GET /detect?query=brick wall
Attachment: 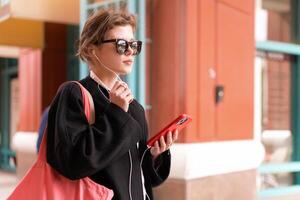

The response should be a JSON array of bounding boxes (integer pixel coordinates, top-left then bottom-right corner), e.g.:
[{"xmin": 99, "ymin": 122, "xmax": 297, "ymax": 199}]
[
  {"xmin": 262, "ymin": 10, "xmax": 291, "ymax": 130},
  {"xmin": 263, "ymin": 58, "xmax": 291, "ymax": 130}
]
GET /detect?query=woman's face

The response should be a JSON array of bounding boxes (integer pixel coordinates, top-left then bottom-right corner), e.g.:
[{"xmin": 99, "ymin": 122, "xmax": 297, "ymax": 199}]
[{"xmin": 93, "ymin": 25, "xmax": 136, "ymax": 75}]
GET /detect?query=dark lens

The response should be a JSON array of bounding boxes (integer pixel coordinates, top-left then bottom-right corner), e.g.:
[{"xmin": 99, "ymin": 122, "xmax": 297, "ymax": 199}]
[
  {"xmin": 132, "ymin": 41, "xmax": 142, "ymax": 55},
  {"xmin": 130, "ymin": 41, "xmax": 138, "ymax": 50},
  {"xmin": 116, "ymin": 39, "xmax": 127, "ymax": 54}
]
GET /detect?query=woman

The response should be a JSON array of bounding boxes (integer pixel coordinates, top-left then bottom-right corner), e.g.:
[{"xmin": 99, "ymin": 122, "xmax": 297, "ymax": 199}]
[{"xmin": 46, "ymin": 9, "xmax": 178, "ymax": 200}]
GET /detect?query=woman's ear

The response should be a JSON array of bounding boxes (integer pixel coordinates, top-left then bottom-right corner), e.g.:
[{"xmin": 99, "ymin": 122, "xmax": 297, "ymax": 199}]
[
  {"xmin": 85, "ymin": 45, "xmax": 97, "ymax": 66},
  {"xmin": 87, "ymin": 45, "xmax": 96, "ymax": 56}
]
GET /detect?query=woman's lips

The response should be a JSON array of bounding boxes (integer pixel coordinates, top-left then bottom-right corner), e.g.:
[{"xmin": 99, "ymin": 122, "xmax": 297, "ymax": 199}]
[{"xmin": 123, "ymin": 60, "xmax": 133, "ymax": 65}]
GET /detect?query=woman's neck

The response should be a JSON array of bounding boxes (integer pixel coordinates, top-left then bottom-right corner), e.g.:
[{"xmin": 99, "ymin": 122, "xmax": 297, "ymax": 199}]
[{"xmin": 90, "ymin": 69, "xmax": 118, "ymax": 91}]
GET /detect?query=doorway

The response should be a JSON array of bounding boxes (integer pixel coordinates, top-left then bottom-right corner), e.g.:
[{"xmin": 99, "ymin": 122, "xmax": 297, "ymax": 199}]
[{"xmin": 0, "ymin": 58, "xmax": 18, "ymax": 171}]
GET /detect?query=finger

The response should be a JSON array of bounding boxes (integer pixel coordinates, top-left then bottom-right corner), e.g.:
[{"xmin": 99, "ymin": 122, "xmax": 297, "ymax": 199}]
[
  {"xmin": 116, "ymin": 82, "xmax": 127, "ymax": 91},
  {"xmin": 111, "ymin": 80, "xmax": 121, "ymax": 92},
  {"xmin": 150, "ymin": 141, "xmax": 159, "ymax": 156},
  {"xmin": 120, "ymin": 88, "xmax": 131, "ymax": 98},
  {"xmin": 128, "ymin": 97, "xmax": 134, "ymax": 103},
  {"xmin": 172, "ymin": 129, "xmax": 179, "ymax": 141},
  {"xmin": 166, "ymin": 131, "xmax": 172, "ymax": 146},
  {"xmin": 125, "ymin": 93, "xmax": 134, "ymax": 103},
  {"xmin": 113, "ymin": 85, "xmax": 126, "ymax": 96},
  {"xmin": 159, "ymin": 136, "xmax": 167, "ymax": 151},
  {"xmin": 116, "ymin": 82, "xmax": 130, "ymax": 93},
  {"xmin": 119, "ymin": 81, "xmax": 128, "ymax": 88}
]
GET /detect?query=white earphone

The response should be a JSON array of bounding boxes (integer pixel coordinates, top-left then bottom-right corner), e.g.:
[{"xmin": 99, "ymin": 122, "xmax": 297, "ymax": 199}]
[
  {"xmin": 92, "ymin": 50, "xmax": 133, "ymax": 102},
  {"xmin": 92, "ymin": 50, "xmax": 121, "ymax": 81}
]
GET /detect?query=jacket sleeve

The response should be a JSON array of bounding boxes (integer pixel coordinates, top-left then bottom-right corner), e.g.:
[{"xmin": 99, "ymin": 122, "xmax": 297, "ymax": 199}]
[
  {"xmin": 143, "ymin": 149, "xmax": 171, "ymax": 187},
  {"xmin": 46, "ymin": 82, "xmax": 143, "ymax": 180},
  {"xmin": 138, "ymin": 105, "xmax": 171, "ymax": 187}
]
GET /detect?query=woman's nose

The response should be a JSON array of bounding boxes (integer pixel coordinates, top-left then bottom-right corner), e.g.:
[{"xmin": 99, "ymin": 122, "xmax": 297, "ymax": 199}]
[{"xmin": 125, "ymin": 46, "xmax": 134, "ymax": 56}]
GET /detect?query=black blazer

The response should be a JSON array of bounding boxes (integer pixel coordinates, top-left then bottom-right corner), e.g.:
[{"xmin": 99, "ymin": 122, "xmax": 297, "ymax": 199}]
[{"xmin": 46, "ymin": 76, "xmax": 171, "ymax": 200}]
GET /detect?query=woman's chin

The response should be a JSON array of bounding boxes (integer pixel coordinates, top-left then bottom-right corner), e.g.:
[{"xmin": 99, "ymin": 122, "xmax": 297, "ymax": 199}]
[{"xmin": 118, "ymin": 67, "xmax": 132, "ymax": 75}]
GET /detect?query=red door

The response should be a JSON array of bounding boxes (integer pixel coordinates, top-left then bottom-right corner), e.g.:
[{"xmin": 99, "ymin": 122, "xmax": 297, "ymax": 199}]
[{"xmin": 216, "ymin": 1, "xmax": 254, "ymax": 140}]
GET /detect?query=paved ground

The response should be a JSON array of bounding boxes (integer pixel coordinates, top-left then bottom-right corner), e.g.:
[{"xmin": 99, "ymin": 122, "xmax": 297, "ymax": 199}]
[
  {"xmin": 0, "ymin": 171, "xmax": 18, "ymax": 200},
  {"xmin": 1, "ymin": 170, "xmax": 300, "ymax": 200}
]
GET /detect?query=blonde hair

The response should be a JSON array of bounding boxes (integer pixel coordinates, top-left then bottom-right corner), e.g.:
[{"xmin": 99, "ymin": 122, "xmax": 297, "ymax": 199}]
[{"xmin": 77, "ymin": 9, "xmax": 137, "ymax": 62}]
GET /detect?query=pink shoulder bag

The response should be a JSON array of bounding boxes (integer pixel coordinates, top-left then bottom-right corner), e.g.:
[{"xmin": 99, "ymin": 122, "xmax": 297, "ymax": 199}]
[{"xmin": 8, "ymin": 81, "xmax": 114, "ymax": 200}]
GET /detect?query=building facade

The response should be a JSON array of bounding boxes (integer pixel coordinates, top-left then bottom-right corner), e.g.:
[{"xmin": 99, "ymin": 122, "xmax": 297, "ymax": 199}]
[{"xmin": 1, "ymin": 0, "xmax": 286, "ymax": 199}]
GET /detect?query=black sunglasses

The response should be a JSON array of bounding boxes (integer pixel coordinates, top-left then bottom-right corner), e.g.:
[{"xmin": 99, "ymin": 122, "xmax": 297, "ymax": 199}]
[{"xmin": 101, "ymin": 39, "xmax": 142, "ymax": 55}]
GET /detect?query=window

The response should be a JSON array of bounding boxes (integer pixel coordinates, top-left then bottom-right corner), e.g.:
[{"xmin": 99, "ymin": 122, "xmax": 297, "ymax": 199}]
[{"xmin": 256, "ymin": 0, "xmax": 300, "ymax": 197}]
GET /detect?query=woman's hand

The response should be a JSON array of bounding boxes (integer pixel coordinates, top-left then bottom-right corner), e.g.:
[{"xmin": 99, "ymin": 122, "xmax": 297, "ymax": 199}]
[
  {"xmin": 150, "ymin": 129, "xmax": 178, "ymax": 160},
  {"xmin": 109, "ymin": 80, "xmax": 133, "ymax": 112}
]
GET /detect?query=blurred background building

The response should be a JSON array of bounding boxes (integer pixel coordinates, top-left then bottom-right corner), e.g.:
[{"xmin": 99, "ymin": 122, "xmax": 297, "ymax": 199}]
[{"xmin": 0, "ymin": 0, "xmax": 300, "ymax": 199}]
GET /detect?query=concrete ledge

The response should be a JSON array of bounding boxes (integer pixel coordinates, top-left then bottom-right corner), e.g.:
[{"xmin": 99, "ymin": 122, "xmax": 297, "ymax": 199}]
[
  {"xmin": 12, "ymin": 132, "xmax": 38, "ymax": 179},
  {"xmin": 154, "ymin": 169, "xmax": 257, "ymax": 200},
  {"xmin": 12, "ymin": 131, "xmax": 38, "ymax": 153},
  {"xmin": 169, "ymin": 140, "xmax": 265, "ymax": 179}
]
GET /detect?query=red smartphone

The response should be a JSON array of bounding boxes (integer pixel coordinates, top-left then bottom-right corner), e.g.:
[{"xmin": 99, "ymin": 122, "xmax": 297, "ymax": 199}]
[{"xmin": 147, "ymin": 114, "xmax": 192, "ymax": 147}]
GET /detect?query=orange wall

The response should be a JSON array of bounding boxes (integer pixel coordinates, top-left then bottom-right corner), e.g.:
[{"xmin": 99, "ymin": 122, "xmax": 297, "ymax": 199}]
[
  {"xmin": 149, "ymin": 0, "xmax": 254, "ymax": 142},
  {"xmin": 149, "ymin": 0, "xmax": 182, "ymax": 139},
  {"xmin": 0, "ymin": 18, "xmax": 44, "ymax": 48},
  {"xmin": 197, "ymin": 0, "xmax": 217, "ymax": 140},
  {"xmin": 216, "ymin": 1, "xmax": 254, "ymax": 140},
  {"xmin": 11, "ymin": 0, "xmax": 79, "ymax": 24},
  {"xmin": 18, "ymin": 49, "xmax": 42, "ymax": 131}
]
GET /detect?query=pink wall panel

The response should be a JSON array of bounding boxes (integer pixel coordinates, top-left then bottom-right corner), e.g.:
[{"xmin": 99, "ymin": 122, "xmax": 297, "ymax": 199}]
[{"xmin": 18, "ymin": 48, "xmax": 42, "ymax": 131}]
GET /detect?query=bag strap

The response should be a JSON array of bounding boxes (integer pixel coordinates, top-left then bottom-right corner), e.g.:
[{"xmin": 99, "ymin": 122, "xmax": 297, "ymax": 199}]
[
  {"xmin": 72, "ymin": 81, "xmax": 95, "ymax": 124},
  {"xmin": 38, "ymin": 81, "xmax": 95, "ymax": 161}
]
